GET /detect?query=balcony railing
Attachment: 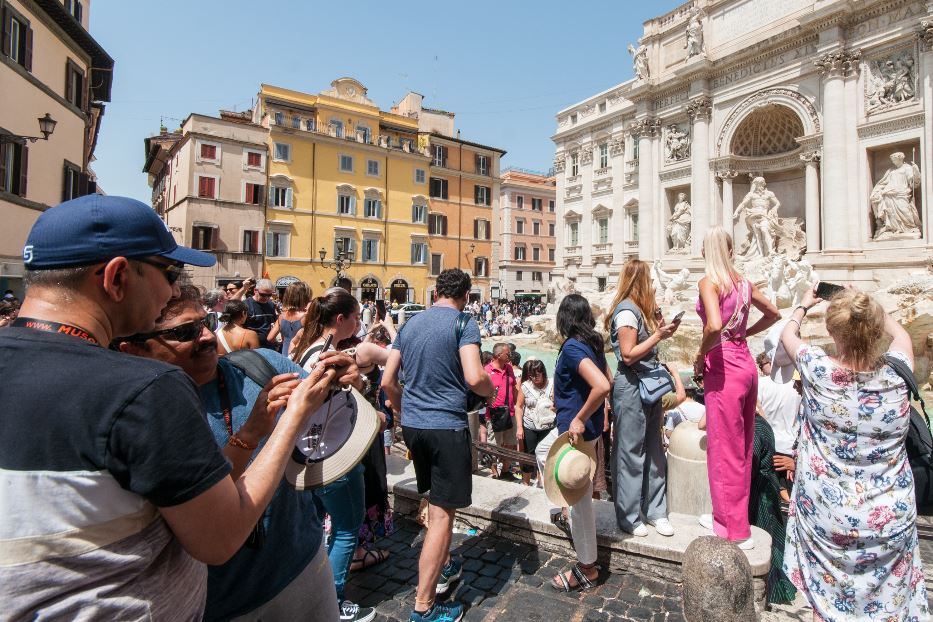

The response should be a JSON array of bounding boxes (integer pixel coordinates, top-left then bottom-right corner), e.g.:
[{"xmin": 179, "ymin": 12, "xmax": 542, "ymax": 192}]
[
  {"xmin": 593, "ymin": 243, "xmax": 613, "ymax": 255},
  {"xmin": 565, "ymin": 246, "xmax": 582, "ymax": 256},
  {"xmin": 271, "ymin": 115, "xmax": 428, "ymax": 155}
]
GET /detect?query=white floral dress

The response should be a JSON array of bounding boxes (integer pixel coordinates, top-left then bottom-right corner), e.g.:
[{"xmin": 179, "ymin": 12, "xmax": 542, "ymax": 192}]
[{"xmin": 784, "ymin": 345, "xmax": 929, "ymax": 621}]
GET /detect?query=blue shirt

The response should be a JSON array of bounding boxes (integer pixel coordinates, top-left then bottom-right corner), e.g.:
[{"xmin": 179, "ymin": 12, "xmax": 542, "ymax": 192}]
[
  {"xmin": 554, "ymin": 338, "xmax": 607, "ymax": 442},
  {"xmin": 393, "ymin": 304, "xmax": 481, "ymax": 430},
  {"xmin": 200, "ymin": 349, "xmax": 322, "ymax": 622}
]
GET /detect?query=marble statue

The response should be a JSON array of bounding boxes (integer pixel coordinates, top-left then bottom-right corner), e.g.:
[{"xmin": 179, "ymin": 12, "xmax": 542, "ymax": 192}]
[
  {"xmin": 733, "ymin": 176, "xmax": 805, "ymax": 258},
  {"xmin": 764, "ymin": 254, "xmax": 787, "ymax": 306},
  {"xmin": 866, "ymin": 52, "xmax": 917, "ymax": 112},
  {"xmin": 629, "ymin": 43, "xmax": 650, "ymax": 80},
  {"xmin": 684, "ymin": 8, "xmax": 704, "ymax": 59},
  {"xmin": 653, "ymin": 260, "xmax": 692, "ymax": 304},
  {"xmin": 668, "ymin": 193, "xmax": 692, "ymax": 252},
  {"xmin": 665, "ymin": 124, "xmax": 691, "ymax": 162},
  {"xmin": 870, "ymin": 152, "xmax": 922, "ymax": 240},
  {"xmin": 787, "ymin": 259, "xmax": 818, "ymax": 308}
]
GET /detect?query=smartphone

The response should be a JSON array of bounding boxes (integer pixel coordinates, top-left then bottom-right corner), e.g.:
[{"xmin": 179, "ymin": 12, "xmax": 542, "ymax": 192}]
[
  {"xmin": 374, "ymin": 300, "xmax": 386, "ymax": 321},
  {"xmin": 815, "ymin": 281, "xmax": 845, "ymax": 300},
  {"xmin": 672, "ymin": 310, "xmax": 686, "ymax": 323}
]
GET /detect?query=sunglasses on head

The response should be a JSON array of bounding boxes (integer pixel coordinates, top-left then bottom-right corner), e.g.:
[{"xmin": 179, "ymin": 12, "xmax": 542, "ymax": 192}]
[{"xmin": 125, "ymin": 314, "xmax": 218, "ymax": 343}]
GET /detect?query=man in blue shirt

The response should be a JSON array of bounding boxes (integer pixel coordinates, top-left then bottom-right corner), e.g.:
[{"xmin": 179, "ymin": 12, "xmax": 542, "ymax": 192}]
[{"xmin": 382, "ymin": 269, "xmax": 494, "ymax": 622}]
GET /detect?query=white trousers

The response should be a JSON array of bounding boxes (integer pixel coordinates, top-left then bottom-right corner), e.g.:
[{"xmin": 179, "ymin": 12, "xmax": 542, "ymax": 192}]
[{"xmin": 535, "ymin": 428, "xmax": 598, "ymax": 565}]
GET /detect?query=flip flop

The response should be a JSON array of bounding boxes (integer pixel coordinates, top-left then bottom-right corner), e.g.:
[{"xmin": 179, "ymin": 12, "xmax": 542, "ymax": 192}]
[{"xmin": 350, "ymin": 548, "xmax": 390, "ymax": 572}]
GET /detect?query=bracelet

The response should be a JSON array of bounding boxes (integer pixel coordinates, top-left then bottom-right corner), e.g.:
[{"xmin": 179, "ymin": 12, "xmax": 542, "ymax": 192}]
[
  {"xmin": 788, "ymin": 318, "xmax": 802, "ymax": 330},
  {"xmin": 794, "ymin": 305, "xmax": 809, "ymax": 316},
  {"xmin": 227, "ymin": 433, "xmax": 258, "ymax": 451}
]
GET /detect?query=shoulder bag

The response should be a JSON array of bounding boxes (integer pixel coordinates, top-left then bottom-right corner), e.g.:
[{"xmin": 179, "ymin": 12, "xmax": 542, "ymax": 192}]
[
  {"xmin": 487, "ymin": 372, "xmax": 513, "ymax": 432},
  {"xmin": 884, "ymin": 353, "xmax": 933, "ymax": 511},
  {"xmin": 612, "ymin": 303, "xmax": 674, "ymax": 405}
]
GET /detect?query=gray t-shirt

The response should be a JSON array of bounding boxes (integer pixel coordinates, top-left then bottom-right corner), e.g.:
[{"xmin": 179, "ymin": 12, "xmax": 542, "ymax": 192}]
[{"xmin": 393, "ymin": 305, "xmax": 481, "ymax": 430}]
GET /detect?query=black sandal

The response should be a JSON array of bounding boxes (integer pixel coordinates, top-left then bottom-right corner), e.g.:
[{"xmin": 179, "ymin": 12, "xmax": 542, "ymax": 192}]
[{"xmin": 551, "ymin": 563, "xmax": 600, "ymax": 592}]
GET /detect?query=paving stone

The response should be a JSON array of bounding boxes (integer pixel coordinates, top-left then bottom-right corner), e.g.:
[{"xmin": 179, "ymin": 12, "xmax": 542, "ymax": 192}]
[
  {"xmin": 519, "ymin": 575, "xmax": 544, "ymax": 588},
  {"xmin": 583, "ymin": 594, "xmax": 605, "ymax": 609},
  {"xmin": 461, "ymin": 547, "xmax": 484, "ymax": 560},
  {"xmin": 498, "ymin": 554, "xmax": 517, "ymax": 568},
  {"xmin": 462, "ymin": 559, "xmax": 484, "ymax": 573},
  {"xmin": 479, "ymin": 564, "xmax": 501, "ymax": 578},
  {"xmin": 604, "ymin": 598, "xmax": 631, "ymax": 617},
  {"xmin": 456, "ymin": 586, "xmax": 486, "ymax": 607},
  {"xmin": 480, "ymin": 550, "xmax": 504, "ymax": 563},
  {"xmin": 473, "ymin": 575, "xmax": 500, "ymax": 592},
  {"xmin": 629, "ymin": 606, "xmax": 655, "ymax": 620},
  {"xmin": 356, "ymin": 573, "xmax": 388, "ymax": 591}
]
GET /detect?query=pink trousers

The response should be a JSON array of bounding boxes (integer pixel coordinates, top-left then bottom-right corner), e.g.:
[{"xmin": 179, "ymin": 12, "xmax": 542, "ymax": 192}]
[{"xmin": 703, "ymin": 341, "xmax": 757, "ymax": 540}]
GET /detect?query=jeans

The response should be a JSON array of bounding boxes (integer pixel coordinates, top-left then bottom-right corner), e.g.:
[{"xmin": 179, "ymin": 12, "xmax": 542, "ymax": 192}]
[{"xmin": 313, "ymin": 463, "xmax": 365, "ymax": 601}]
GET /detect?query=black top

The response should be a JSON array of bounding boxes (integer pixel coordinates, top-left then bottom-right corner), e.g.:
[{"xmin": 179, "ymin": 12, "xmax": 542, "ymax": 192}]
[{"xmin": 244, "ymin": 297, "xmax": 278, "ymax": 349}]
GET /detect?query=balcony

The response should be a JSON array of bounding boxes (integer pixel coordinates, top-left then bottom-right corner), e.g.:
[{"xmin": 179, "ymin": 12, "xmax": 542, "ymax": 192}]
[
  {"xmin": 593, "ymin": 243, "xmax": 613, "ymax": 257},
  {"xmin": 565, "ymin": 246, "xmax": 582, "ymax": 256},
  {"xmin": 271, "ymin": 114, "xmax": 428, "ymax": 155},
  {"xmin": 625, "ymin": 240, "xmax": 639, "ymax": 251}
]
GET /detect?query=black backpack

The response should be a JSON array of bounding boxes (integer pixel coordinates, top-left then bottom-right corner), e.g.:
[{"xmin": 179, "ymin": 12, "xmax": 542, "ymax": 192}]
[
  {"xmin": 456, "ymin": 312, "xmax": 487, "ymax": 414},
  {"xmin": 884, "ymin": 354, "xmax": 933, "ymax": 511}
]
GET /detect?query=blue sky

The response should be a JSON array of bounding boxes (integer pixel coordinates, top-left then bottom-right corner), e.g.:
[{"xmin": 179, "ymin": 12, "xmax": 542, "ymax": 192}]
[{"xmin": 90, "ymin": 0, "xmax": 678, "ymax": 201}]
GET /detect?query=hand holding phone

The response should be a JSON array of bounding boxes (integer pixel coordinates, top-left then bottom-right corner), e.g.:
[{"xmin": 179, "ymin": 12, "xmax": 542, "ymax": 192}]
[
  {"xmin": 672, "ymin": 310, "xmax": 685, "ymax": 323},
  {"xmin": 815, "ymin": 281, "xmax": 845, "ymax": 300}
]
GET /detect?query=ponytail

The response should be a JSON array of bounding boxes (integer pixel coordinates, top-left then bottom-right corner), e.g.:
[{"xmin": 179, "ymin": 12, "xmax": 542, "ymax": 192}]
[{"xmin": 290, "ymin": 288, "xmax": 359, "ymax": 362}]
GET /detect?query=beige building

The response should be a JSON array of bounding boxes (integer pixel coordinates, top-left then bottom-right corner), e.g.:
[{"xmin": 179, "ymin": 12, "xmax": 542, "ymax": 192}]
[
  {"xmin": 497, "ymin": 168, "xmax": 557, "ymax": 302},
  {"xmin": 1, "ymin": 0, "xmax": 113, "ymax": 295},
  {"xmin": 143, "ymin": 111, "xmax": 268, "ymax": 289}
]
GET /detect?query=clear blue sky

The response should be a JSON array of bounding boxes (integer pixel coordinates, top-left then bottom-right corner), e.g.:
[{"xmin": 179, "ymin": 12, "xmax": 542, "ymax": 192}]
[{"xmin": 90, "ymin": 0, "xmax": 678, "ymax": 201}]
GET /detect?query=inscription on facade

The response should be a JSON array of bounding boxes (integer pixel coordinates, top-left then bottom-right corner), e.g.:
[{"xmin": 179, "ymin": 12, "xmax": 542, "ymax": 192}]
[
  {"xmin": 651, "ymin": 90, "xmax": 689, "ymax": 111},
  {"xmin": 712, "ymin": 42, "xmax": 818, "ymax": 89},
  {"xmin": 712, "ymin": 0, "xmax": 810, "ymax": 46},
  {"xmin": 845, "ymin": 1, "xmax": 926, "ymax": 40}
]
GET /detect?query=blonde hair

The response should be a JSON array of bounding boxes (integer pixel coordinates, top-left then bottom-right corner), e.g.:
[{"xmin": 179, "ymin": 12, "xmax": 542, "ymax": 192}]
[
  {"xmin": 604, "ymin": 259, "xmax": 658, "ymax": 333},
  {"xmin": 702, "ymin": 226, "xmax": 741, "ymax": 293},
  {"xmin": 825, "ymin": 289, "xmax": 886, "ymax": 371}
]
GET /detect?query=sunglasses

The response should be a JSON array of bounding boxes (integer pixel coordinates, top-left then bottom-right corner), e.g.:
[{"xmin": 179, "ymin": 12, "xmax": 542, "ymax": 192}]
[
  {"xmin": 95, "ymin": 257, "xmax": 185, "ymax": 285},
  {"xmin": 255, "ymin": 291, "xmax": 272, "ymax": 297},
  {"xmin": 225, "ymin": 286, "xmax": 238, "ymax": 292},
  {"xmin": 126, "ymin": 314, "xmax": 218, "ymax": 343}
]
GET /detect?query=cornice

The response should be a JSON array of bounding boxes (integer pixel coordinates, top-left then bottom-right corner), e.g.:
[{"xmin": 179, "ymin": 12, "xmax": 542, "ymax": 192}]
[
  {"xmin": 856, "ymin": 111, "xmax": 925, "ymax": 139},
  {"xmin": 659, "ymin": 166, "xmax": 692, "ymax": 182}
]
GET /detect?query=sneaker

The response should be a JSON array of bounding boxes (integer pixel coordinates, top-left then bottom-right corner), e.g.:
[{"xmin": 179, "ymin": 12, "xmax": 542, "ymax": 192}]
[
  {"xmin": 410, "ymin": 601, "xmax": 464, "ymax": 622},
  {"xmin": 651, "ymin": 518, "xmax": 675, "ymax": 537},
  {"xmin": 698, "ymin": 514, "xmax": 713, "ymax": 530},
  {"xmin": 435, "ymin": 559, "xmax": 462, "ymax": 594},
  {"xmin": 630, "ymin": 523, "xmax": 649, "ymax": 537},
  {"xmin": 737, "ymin": 537, "xmax": 755, "ymax": 550},
  {"xmin": 340, "ymin": 600, "xmax": 376, "ymax": 622}
]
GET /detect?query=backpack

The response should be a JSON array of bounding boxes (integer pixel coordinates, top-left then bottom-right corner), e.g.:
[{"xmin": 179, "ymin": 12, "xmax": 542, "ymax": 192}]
[
  {"xmin": 883, "ymin": 354, "xmax": 933, "ymax": 511},
  {"xmin": 225, "ymin": 349, "xmax": 277, "ymax": 387},
  {"xmin": 456, "ymin": 312, "xmax": 487, "ymax": 414}
]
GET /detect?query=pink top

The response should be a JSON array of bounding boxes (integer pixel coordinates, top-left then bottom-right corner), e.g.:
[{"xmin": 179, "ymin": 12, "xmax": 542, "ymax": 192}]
[
  {"xmin": 485, "ymin": 362, "xmax": 517, "ymax": 415},
  {"xmin": 696, "ymin": 279, "xmax": 752, "ymax": 344}
]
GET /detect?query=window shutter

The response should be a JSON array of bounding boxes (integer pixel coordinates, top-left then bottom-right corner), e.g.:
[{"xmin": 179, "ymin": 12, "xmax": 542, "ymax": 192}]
[
  {"xmin": 255, "ymin": 185, "xmax": 263, "ymax": 205},
  {"xmin": 78, "ymin": 172, "xmax": 89, "ymax": 196},
  {"xmin": 1, "ymin": 9, "xmax": 10, "ymax": 57},
  {"xmin": 23, "ymin": 25, "xmax": 32, "ymax": 72},
  {"xmin": 286, "ymin": 188, "xmax": 293, "ymax": 208},
  {"xmin": 475, "ymin": 154, "xmax": 480, "ymax": 172},
  {"xmin": 266, "ymin": 232, "xmax": 274, "ymax": 256},
  {"xmin": 61, "ymin": 166, "xmax": 70, "ymax": 201},
  {"xmin": 350, "ymin": 196, "xmax": 357, "ymax": 215},
  {"xmin": 244, "ymin": 183, "xmax": 252, "ymax": 204},
  {"xmin": 65, "ymin": 63, "xmax": 74, "ymax": 106},
  {"xmin": 473, "ymin": 219, "xmax": 478, "ymax": 239},
  {"xmin": 0, "ymin": 145, "xmax": 7, "ymax": 192},
  {"xmin": 74, "ymin": 2, "xmax": 83, "ymax": 23},
  {"xmin": 442, "ymin": 216, "xmax": 447, "ymax": 236},
  {"xmin": 474, "ymin": 186, "xmax": 480, "ymax": 204},
  {"xmin": 18, "ymin": 145, "xmax": 27, "ymax": 196}
]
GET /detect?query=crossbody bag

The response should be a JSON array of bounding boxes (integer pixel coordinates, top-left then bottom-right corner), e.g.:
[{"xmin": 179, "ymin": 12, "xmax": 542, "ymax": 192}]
[{"xmin": 611, "ymin": 304, "xmax": 674, "ymax": 405}]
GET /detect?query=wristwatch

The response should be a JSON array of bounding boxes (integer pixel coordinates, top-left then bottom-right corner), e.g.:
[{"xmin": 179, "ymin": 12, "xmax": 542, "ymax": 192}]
[{"xmin": 794, "ymin": 305, "xmax": 809, "ymax": 316}]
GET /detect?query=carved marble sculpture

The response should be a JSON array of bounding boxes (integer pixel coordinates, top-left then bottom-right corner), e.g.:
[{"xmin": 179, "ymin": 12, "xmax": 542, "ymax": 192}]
[
  {"xmin": 684, "ymin": 8, "xmax": 704, "ymax": 59},
  {"xmin": 629, "ymin": 43, "xmax": 650, "ymax": 80},
  {"xmin": 665, "ymin": 124, "xmax": 691, "ymax": 162},
  {"xmin": 763, "ymin": 255, "xmax": 818, "ymax": 309},
  {"xmin": 788, "ymin": 259, "xmax": 818, "ymax": 309},
  {"xmin": 668, "ymin": 193, "xmax": 692, "ymax": 253},
  {"xmin": 653, "ymin": 260, "xmax": 692, "ymax": 304},
  {"xmin": 870, "ymin": 152, "xmax": 922, "ymax": 240},
  {"xmin": 734, "ymin": 176, "xmax": 805, "ymax": 258},
  {"xmin": 866, "ymin": 51, "xmax": 917, "ymax": 112}
]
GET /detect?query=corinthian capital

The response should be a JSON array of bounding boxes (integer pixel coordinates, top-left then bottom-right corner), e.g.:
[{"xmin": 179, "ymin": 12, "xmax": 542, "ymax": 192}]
[
  {"xmin": 799, "ymin": 151, "xmax": 822, "ymax": 164},
  {"xmin": 920, "ymin": 18, "xmax": 933, "ymax": 51},
  {"xmin": 630, "ymin": 118, "xmax": 660, "ymax": 139},
  {"xmin": 814, "ymin": 49, "xmax": 861, "ymax": 77},
  {"xmin": 685, "ymin": 96, "xmax": 712, "ymax": 122},
  {"xmin": 717, "ymin": 169, "xmax": 738, "ymax": 181}
]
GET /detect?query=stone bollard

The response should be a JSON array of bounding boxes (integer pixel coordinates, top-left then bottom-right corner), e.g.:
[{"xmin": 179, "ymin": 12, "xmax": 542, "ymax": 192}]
[
  {"xmin": 682, "ymin": 536, "xmax": 758, "ymax": 622},
  {"xmin": 666, "ymin": 421, "xmax": 712, "ymax": 515}
]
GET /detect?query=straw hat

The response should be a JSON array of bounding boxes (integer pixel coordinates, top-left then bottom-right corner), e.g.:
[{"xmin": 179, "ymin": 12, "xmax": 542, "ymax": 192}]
[
  {"xmin": 543, "ymin": 432, "xmax": 597, "ymax": 506},
  {"xmin": 286, "ymin": 387, "xmax": 379, "ymax": 490}
]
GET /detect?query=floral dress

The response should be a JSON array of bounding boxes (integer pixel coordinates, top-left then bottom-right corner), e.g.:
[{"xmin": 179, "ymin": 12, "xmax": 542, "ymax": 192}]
[{"xmin": 784, "ymin": 345, "xmax": 929, "ymax": 621}]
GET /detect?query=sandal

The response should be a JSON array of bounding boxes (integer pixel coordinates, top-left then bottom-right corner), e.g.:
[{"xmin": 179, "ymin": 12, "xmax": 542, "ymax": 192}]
[
  {"xmin": 550, "ymin": 512, "xmax": 572, "ymax": 537},
  {"xmin": 551, "ymin": 563, "xmax": 600, "ymax": 592},
  {"xmin": 350, "ymin": 547, "xmax": 389, "ymax": 572}
]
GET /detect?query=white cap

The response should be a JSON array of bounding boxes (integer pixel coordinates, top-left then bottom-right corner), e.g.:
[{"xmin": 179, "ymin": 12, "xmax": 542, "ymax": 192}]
[{"xmin": 763, "ymin": 319, "xmax": 796, "ymax": 384}]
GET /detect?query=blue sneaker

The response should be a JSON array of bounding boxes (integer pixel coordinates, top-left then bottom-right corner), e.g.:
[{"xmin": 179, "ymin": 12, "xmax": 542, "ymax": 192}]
[
  {"xmin": 435, "ymin": 559, "xmax": 462, "ymax": 595},
  {"xmin": 409, "ymin": 601, "xmax": 464, "ymax": 622}
]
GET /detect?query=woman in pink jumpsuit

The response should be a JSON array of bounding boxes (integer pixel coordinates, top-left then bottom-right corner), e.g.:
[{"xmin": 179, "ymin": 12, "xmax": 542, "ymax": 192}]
[{"xmin": 695, "ymin": 227, "xmax": 780, "ymax": 548}]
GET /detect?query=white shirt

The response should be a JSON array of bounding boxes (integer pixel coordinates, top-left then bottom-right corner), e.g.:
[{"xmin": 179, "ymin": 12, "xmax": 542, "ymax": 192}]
[
  {"xmin": 757, "ymin": 375, "xmax": 801, "ymax": 455},
  {"xmin": 665, "ymin": 400, "xmax": 706, "ymax": 431},
  {"xmin": 613, "ymin": 309, "xmax": 639, "ymax": 331}
]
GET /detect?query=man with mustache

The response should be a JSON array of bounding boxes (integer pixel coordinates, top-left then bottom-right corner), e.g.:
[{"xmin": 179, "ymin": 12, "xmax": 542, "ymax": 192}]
[{"xmin": 120, "ymin": 284, "xmax": 373, "ymax": 622}]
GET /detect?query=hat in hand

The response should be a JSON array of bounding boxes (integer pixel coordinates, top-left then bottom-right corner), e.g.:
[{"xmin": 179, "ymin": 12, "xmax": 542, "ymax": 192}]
[
  {"xmin": 286, "ymin": 387, "xmax": 379, "ymax": 489},
  {"xmin": 763, "ymin": 319, "xmax": 796, "ymax": 384},
  {"xmin": 543, "ymin": 432, "xmax": 597, "ymax": 507}
]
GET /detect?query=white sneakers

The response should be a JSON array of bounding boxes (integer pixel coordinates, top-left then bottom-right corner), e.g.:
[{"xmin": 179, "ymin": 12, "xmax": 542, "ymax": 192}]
[
  {"xmin": 697, "ymin": 514, "xmax": 754, "ymax": 549},
  {"xmin": 651, "ymin": 518, "xmax": 675, "ymax": 537},
  {"xmin": 698, "ymin": 513, "xmax": 714, "ymax": 530},
  {"xmin": 631, "ymin": 523, "xmax": 650, "ymax": 537}
]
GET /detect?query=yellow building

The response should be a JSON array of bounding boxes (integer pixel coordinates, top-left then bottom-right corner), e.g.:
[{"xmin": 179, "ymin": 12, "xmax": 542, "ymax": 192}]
[{"xmin": 254, "ymin": 78, "xmax": 431, "ymax": 303}]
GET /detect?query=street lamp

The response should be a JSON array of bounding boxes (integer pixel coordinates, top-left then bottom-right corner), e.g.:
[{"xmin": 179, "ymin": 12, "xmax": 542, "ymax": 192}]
[
  {"xmin": 1, "ymin": 113, "xmax": 57, "ymax": 145},
  {"xmin": 319, "ymin": 240, "xmax": 354, "ymax": 278}
]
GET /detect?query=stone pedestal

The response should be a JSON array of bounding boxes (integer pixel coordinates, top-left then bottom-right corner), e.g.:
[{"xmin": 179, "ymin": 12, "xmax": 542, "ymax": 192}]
[
  {"xmin": 667, "ymin": 421, "xmax": 713, "ymax": 516},
  {"xmin": 688, "ymin": 97, "xmax": 712, "ymax": 256}
]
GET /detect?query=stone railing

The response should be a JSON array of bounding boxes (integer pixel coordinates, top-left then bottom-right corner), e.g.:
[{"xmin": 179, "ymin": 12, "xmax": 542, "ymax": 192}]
[
  {"xmin": 593, "ymin": 243, "xmax": 613, "ymax": 256},
  {"xmin": 565, "ymin": 246, "xmax": 582, "ymax": 256}
]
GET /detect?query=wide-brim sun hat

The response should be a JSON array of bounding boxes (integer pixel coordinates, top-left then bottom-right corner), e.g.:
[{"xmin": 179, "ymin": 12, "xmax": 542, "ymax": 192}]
[
  {"xmin": 543, "ymin": 432, "xmax": 597, "ymax": 507},
  {"xmin": 763, "ymin": 319, "xmax": 796, "ymax": 384},
  {"xmin": 286, "ymin": 387, "xmax": 379, "ymax": 489}
]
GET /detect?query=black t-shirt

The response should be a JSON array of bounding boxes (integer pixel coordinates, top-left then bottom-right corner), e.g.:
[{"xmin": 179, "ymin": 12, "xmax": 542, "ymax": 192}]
[{"xmin": 244, "ymin": 297, "xmax": 278, "ymax": 348}]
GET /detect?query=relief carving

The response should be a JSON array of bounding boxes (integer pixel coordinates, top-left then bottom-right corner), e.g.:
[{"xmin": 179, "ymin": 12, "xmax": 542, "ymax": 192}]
[
  {"xmin": 864, "ymin": 49, "xmax": 918, "ymax": 113},
  {"xmin": 665, "ymin": 124, "xmax": 691, "ymax": 162}
]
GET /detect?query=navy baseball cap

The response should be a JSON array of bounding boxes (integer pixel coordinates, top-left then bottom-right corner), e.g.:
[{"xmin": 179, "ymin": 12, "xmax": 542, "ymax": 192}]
[{"xmin": 23, "ymin": 195, "xmax": 215, "ymax": 269}]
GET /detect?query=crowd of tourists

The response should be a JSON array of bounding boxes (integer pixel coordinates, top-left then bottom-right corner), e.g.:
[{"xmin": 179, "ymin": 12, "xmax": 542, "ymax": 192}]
[{"xmin": 1, "ymin": 194, "xmax": 929, "ymax": 622}]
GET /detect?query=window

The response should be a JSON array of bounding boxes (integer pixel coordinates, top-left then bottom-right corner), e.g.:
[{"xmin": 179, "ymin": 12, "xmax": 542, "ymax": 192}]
[
  {"xmin": 548, "ymin": 248, "xmax": 555, "ymax": 262},
  {"xmin": 599, "ymin": 101, "xmax": 606, "ymax": 113},
  {"xmin": 632, "ymin": 139, "xmax": 640, "ymax": 161},
  {"xmin": 270, "ymin": 185, "xmax": 293, "ymax": 208},
  {"xmin": 364, "ymin": 198, "xmax": 382, "ymax": 219},
  {"xmin": 631, "ymin": 212, "xmax": 639, "ymax": 242},
  {"xmin": 64, "ymin": 0, "xmax": 83, "ymax": 22},
  {"xmin": 531, "ymin": 198, "xmax": 542, "ymax": 211},
  {"xmin": 273, "ymin": 142, "xmax": 291, "ymax": 162},
  {"xmin": 549, "ymin": 223, "xmax": 555, "ymax": 236},
  {"xmin": 4, "ymin": 10, "xmax": 32, "ymax": 71},
  {"xmin": 339, "ymin": 155, "xmax": 353, "ymax": 172},
  {"xmin": 198, "ymin": 142, "xmax": 219, "ymax": 163},
  {"xmin": 597, "ymin": 277, "xmax": 607, "ymax": 292},
  {"xmin": 366, "ymin": 160, "xmax": 379, "ymax": 176},
  {"xmin": 242, "ymin": 230, "xmax": 260, "ymax": 253},
  {"xmin": 338, "ymin": 194, "xmax": 356, "ymax": 215},
  {"xmin": 266, "ymin": 230, "xmax": 289, "ymax": 257},
  {"xmin": 516, "ymin": 195, "xmax": 524, "ymax": 209},
  {"xmin": 474, "ymin": 219, "xmax": 490, "ymax": 240},
  {"xmin": 411, "ymin": 203, "xmax": 427, "ymax": 223},
  {"xmin": 330, "ymin": 120, "xmax": 344, "ymax": 138},
  {"xmin": 291, "ymin": 115, "xmax": 301, "ymax": 129},
  {"xmin": 475, "ymin": 154, "xmax": 489, "ymax": 175},
  {"xmin": 549, "ymin": 200, "xmax": 555, "ymax": 212},
  {"xmin": 362, "ymin": 239, "xmax": 379, "ymax": 262},
  {"xmin": 197, "ymin": 176, "xmax": 216, "ymax": 199},
  {"xmin": 599, "ymin": 143, "xmax": 609, "ymax": 169},
  {"xmin": 474, "ymin": 257, "xmax": 488, "ymax": 277},
  {"xmin": 570, "ymin": 153, "xmax": 579, "ymax": 176},
  {"xmin": 429, "ymin": 177, "xmax": 448, "ymax": 199},
  {"xmin": 532, "ymin": 221, "xmax": 540, "ymax": 236},
  {"xmin": 273, "ymin": 111, "xmax": 284, "ymax": 126},
  {"xmin": 430, "ymin": 253, "xmax": 443, "ymax": 276},
  {"xmin": 244, "ymin": 182, "xmax": 263, "ymax": 205},
  {"xmin": 532, "ymin": 271, "xmax": 543, "ymax": 282},
  {"xmin": 65, "ymin": 60, "xmax": 84, "ymax": 109},
  {"xmin": 428, "ymin": 213, "xmax": 447, "ymax": 236},
  {"xmin": 414, "ymin": 168, "xmax": 426, "ymax": 184},
  {"xmin": 474, "ymin": 185, "xmax": 491, "ymax": 206},
  {"xmin": 597, "ymin": 218, "xmax": 609, "ymax": 244},
  {"xmin": 246, "ymin": 151, "xmax": 263, "ymax": 168},
  {"xmin": 516, "ymin": 270, "xmax": 523, "ymax": 281},
  {"xmin": 516, "ymin": 219, "xmax": 524, "ymax": 234},
  {"xmin": 411, "ymin": 242, "xmax": 427, "ymax": 264},
  {"xmin": 357, "ymin": 125, "xmax": 371, "ymax": 143},
  {"xmin": 61, "ymin": 162, "xmax": 82, "ymax": 201},
  {"xmin": 532, "ymin": 247, "xmax": 540, "ymax": 261},
  {"xmin": 432, "ymin": 145, "xmax": 447, "ymax": 167},
  {"xmin": 305, "ymin": 118, "xmax": 316, "ymax": 132},
  {"xmin": 192, "ymin": 225, "xmax": 214, "ymax": 250},
  {"xmin": 514, "ymin": 245, "xmax": 526, "ymax": 261},
  {"xmin": 335, "ymin": 236, "xmax": 355, "ymax": 259},
  {"xmin": 568, "ymin": 222, "xmax": 579, "ymax": 246}
]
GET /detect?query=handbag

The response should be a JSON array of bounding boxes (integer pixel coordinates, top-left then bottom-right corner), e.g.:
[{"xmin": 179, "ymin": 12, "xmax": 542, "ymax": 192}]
[
  {"xmin": 488, "ymin": 373, "xmax": 513, "ymax": 432},
  {"xmin": 636, "ymin": 364, "xmax": 675, "ymax": 405}
]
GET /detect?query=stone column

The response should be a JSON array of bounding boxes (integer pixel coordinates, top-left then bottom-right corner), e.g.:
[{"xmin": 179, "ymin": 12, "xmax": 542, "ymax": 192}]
[
  {"xmin": 919, "ymin": 18, "xmax": 933, "ymax": 240},
  {"xmin": 687, "ymin": 97, "xmax": 712, "ymax": 256},
  {"xmin": 814, "ymin": 50, "xmax": 859, "ymax": 251},
  {"xmin": 718, "ymin": 170, "xmax": 738, "ymax": 239},
  {"xmin": 801, "ymin": 152, "xmax": 822, "ymax": 253},
  {"xmin": 633, "ymin": 118, "xmax": 660, "ymax": 260}
]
